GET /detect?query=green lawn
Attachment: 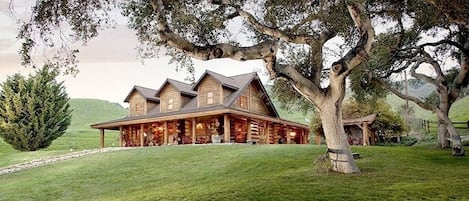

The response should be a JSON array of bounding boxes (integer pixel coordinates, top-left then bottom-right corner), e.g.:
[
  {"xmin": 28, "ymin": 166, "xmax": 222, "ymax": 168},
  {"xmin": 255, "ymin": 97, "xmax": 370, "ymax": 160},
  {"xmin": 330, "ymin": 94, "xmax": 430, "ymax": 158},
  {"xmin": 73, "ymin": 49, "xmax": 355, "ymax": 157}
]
[{"xmin": 0, "ymin": 145, "xmax": 468, "ymax": 201}]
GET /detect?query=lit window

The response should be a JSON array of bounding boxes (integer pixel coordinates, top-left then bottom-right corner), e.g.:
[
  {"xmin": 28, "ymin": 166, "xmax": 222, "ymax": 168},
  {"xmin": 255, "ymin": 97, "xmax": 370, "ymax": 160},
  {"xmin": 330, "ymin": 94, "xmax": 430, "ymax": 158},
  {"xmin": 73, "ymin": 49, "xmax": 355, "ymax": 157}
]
[
  {"xmin": 168, "ymin": 98, "xmax": 174, "ymax": 110},
  {"xmin": 239, "ymin": 96, "xmax": 248, "ymax": 109},
  {"xmin": 207, "ymin": 92, "xmax": 214, "ymax": 105}
]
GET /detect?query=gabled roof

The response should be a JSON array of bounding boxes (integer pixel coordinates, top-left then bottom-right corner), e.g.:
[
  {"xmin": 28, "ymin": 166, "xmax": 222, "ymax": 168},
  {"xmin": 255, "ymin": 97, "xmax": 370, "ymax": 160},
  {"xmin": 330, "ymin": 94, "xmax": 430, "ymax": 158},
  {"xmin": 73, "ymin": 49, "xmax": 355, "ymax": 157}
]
[
  {"xmin": 156, "ymin": 78, "xmax": 197, "ymax": 97},
  {"xmin": 192, "ymin": 70, "xmax": 240, "ymax": 90},
  {"xmin": 223, "ymin": 72, "xmax": 279, "ymax": 118},
  {"xmin": 124, "ymin": 85, "xmax": 159, "ymax": 103}
]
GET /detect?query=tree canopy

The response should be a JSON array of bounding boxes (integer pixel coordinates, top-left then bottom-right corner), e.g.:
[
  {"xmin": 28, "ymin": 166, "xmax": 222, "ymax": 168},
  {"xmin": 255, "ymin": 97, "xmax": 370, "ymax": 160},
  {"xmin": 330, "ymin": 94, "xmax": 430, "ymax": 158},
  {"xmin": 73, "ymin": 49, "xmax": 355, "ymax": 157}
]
[{"xmin": 349, "ymin": 0, "xmax": 468, "ymax": 155}]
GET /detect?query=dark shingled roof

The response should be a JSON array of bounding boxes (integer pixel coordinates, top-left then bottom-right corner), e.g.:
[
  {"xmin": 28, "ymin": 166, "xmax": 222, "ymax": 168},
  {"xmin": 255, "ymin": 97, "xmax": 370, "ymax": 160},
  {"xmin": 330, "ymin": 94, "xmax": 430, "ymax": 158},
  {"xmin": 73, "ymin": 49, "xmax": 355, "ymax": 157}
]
[
  {"xmin": 193, "ymin": 70, "xmax": 240, "ymax": 90},
  {"xmin": 156, "ymin": 78, "xmax": 197, "ymax": 97},
  {"xmin": 124, "ymin": 85, "xmax": 159, "ymax": 103}
]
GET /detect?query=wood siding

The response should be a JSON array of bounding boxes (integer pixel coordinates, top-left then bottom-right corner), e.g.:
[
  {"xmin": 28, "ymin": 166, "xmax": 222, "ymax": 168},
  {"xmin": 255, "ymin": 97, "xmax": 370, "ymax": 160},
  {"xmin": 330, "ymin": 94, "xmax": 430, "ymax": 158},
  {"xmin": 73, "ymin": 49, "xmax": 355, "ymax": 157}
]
[
  {"xmin": 198, "ymin": 75, "xmax": 221, "ymax": 107},
  {"xmin": 223, "ymin": 88, "xmax": 234, "ymax": 103},
  {"xmin": 128, "ymin": 91, "xmax": 146, "ymax": 116},
  {"xmin": 160, "ymin": 84, "xmax": 182, "ymax": 113},
  {"xmin": 146, "ymin": 101, "xmax": 158, "ymax": 113},
  {"xmin": 249, "ymin": 84, "xmax": 270, "ymax": 115},
  {"xmin": 235, "ymin": 83, "xmax": 271, "ymax": 116}
]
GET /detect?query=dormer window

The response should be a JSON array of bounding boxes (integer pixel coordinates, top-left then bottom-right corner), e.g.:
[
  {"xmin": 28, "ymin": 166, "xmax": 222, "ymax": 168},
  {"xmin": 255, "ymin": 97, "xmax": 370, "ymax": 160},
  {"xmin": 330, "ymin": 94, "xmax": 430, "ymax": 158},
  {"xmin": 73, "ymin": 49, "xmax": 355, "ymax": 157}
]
[
  {"xmin": 135, "ymin": 103, "xmax": 141, "ymax": 114},
  {"xmin": 168, "ymin": 98, "xmax": 174, "ymax": 110},
  {"xmin": 239, "ymin": 95, "xmax": 248, "ymax": 109},
  {"xmin": 207, "ymin": 92, "xmax": 214, "ymax": 105}
]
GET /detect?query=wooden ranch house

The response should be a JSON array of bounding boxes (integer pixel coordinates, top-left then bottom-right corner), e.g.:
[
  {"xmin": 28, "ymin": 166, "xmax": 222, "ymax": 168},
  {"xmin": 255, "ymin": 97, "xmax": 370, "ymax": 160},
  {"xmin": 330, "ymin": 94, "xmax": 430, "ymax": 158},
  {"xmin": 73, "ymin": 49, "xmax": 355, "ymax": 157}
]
[{"xmin": 91, "ymin": 70, "xmax": 310, "ymax": 147}]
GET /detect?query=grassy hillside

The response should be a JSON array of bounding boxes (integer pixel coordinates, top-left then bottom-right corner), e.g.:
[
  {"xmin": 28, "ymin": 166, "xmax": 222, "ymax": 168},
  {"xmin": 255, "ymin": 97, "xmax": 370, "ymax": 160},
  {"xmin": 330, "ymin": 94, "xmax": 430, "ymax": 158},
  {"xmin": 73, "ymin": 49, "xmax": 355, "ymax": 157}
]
[
  {"xmin": 69, "ymin": 98, "xmax": 127, "ymax": 131},
  {"xmin": 386, "ymin": 94, "xmax": 469, "ymax": 122},
  {"xmin": 0, "ymin": 145, "xmax": 468, "ymax": 201}
]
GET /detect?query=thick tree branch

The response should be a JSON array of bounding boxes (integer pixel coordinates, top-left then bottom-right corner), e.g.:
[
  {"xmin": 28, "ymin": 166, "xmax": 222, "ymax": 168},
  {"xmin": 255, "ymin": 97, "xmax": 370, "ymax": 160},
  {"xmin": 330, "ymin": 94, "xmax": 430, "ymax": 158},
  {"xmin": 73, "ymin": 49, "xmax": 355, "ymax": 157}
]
[
  {"xmin": 333, "ymin": 2, "xmax": 375, "ymax": 79},
  {"xmin": 449, "ymin": 41, "xmax": 469, "ymax": 102},
  {"xmin": 419, "ymin": 40, "xmax": 469, "ymax": 56},
  {"xmin": 373, "ymin": 78, "xmax": 435, "ymax": 111},
  {"xmin": 291, "ymin": 13, "xmax": 320, "ymax": 32},
  {"xmin": 274, "ymin": 63, "xmax": 325, "ymax": 104},
  {"xmin": 409, "ymin": 57, "xmax": 437, "ymax": 85},
  {"xmin": 150, "ymin": 0, "xmax": 277, "ymax": 70},
  {"xmin": 236, "ymin": 7, "xmax": 320, "ymax": 45}
]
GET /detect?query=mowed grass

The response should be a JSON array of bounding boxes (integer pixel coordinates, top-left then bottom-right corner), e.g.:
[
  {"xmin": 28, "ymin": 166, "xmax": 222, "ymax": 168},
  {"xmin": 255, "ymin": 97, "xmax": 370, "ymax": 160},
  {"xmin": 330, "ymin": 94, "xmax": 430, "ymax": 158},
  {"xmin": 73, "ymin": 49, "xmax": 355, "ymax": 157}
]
[{"xmin": 1, "ymin": 145, "xmax": 468, "ymax": 201}]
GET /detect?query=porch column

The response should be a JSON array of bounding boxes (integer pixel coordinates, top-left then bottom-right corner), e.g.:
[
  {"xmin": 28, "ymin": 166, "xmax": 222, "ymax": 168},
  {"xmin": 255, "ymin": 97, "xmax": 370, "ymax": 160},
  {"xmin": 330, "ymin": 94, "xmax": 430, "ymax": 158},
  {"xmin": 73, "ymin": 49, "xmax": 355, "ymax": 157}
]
[
  {"xmin": 224, "ymin": 114, "xmax": 230, "ymax": 143},
  {"xmin": 99, "ymin": 129, "xmax": 105, "ymax": 148},
  {"xmin": 163, "ymin": 121, "xmax": 168, "ymax": 145},
  {"xmin": 247, "ymin": 118, "xmax": 252, "ymax": 141},
  {"xmin": 192, "ymin": 118, "xmax": 196, "ymax": 144},
  {"xmin": 265, "ymin": 122, "xmax": 271, "ymax": 144},
  {"xmin": 119, "ymin": 126, "xmax": 123, "ymax": 147},
  {"xmin": 363, "ymin": 122, "xmax": 370, "ymax": 146},
  {"xmin": 286, "ymin": 126, "xmax": 291, "ymax": 144},
  {"xmin": 140, "ymin": 124, "xmax": 144, "ymax": 147},
  {"xmin": 315, "ymin": 132, "xmax": 321, "ymax": 145}
]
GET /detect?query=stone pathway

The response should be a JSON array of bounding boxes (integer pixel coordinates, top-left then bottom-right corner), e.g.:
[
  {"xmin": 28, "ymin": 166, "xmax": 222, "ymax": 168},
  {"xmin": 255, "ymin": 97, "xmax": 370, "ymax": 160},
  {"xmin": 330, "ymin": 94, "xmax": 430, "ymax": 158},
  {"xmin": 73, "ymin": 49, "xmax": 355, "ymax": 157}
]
[{"xmin": 0, "ymin": 147, "xmax": 133, "ymax": 176}]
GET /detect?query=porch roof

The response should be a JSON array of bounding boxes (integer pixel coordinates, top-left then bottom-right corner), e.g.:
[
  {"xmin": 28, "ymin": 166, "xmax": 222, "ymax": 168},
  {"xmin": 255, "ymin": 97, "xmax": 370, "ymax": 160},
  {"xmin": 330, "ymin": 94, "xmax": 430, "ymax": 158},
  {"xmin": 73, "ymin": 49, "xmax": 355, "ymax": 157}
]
[{"xmin": 90, "ymin": 106, "xmax": 309, "ymax": 131}]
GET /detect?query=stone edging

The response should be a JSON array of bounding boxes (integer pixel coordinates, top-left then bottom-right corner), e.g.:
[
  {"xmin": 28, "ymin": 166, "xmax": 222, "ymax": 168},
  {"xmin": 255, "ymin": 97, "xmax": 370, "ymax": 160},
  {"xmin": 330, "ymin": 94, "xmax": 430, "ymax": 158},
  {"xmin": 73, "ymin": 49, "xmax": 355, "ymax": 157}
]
[{"xmin": 0, "ymin": 147, "xmax": 133, "ymax": 176}]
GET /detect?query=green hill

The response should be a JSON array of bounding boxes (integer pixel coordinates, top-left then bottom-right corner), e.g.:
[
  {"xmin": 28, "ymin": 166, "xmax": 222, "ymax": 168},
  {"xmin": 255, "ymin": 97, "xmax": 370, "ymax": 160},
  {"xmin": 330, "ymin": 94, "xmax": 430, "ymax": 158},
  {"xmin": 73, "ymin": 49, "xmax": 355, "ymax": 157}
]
[{"xmin": 69, "ymin": 98, "xmax": 127, "ymax": 131}]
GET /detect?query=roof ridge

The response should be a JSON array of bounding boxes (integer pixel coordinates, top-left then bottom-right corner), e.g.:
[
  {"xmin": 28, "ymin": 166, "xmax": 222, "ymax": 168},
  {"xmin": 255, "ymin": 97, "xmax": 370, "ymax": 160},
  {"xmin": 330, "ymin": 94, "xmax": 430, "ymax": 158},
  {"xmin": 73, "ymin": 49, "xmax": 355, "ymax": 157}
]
[
  {"xmin": 167, "ymin": 78, "xmax": 192, "ymax": 85},
  {"xmin": 134, "ymin": 85, "xmax": 156, "ymax": 91},
  {"xmin": 206, "ymin": 70, "xmax": 235, "ymax": 80}
]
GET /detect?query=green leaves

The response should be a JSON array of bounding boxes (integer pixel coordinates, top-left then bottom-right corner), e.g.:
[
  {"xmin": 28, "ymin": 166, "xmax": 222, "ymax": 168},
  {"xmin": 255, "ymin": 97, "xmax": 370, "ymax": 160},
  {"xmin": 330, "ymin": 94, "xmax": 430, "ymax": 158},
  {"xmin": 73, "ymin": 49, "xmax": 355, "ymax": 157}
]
[{"xmin": 0, "ymin": 65, "xmax": 72, "ymax": 151}]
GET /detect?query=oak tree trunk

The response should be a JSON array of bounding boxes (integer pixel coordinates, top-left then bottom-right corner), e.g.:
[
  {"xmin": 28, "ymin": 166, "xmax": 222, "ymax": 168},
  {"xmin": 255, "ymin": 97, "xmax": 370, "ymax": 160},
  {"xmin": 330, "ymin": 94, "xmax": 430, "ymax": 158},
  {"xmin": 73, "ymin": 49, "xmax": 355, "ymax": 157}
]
[
  {"xmin": 436, "ymin": 109, "xmax": 465, "ymax": 156},
  {"xmin": 319, "ymin": 101, "xmax": 360, "ymax": 173},
  {"xmin": 437, "ymin": 120, "xmax": 450, "ymax": 148}
]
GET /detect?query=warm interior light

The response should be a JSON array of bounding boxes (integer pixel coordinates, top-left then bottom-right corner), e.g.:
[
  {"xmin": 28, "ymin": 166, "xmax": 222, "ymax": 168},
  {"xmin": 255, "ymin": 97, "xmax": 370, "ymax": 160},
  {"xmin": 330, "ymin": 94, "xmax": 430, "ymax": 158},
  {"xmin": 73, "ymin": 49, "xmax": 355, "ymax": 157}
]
[
  {"xmin": 289, "ymin": 132, "xmax": 296, "ymax": 137},
  {"xmin": 196, "ymin": 123, "xmax": 204, "ymax": 129}
]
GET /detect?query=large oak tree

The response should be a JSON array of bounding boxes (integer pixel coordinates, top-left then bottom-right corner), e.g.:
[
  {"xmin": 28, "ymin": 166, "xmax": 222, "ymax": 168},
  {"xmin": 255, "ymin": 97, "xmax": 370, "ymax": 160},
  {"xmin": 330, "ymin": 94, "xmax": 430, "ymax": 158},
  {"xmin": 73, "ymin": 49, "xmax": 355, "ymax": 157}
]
[
  {"xmin": 14, "ymin": 0, "xmax": 375, "ymax": 173},
  {"xmin": 351, "ymin": 0, "xmax": 468, "ymax": 156}
]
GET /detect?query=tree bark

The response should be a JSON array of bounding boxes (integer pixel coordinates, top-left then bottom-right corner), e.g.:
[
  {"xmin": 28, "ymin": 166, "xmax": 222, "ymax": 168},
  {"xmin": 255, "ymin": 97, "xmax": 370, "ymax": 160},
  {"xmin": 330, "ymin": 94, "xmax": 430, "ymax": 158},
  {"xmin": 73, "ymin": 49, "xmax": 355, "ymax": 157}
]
[
  {"xmin": 319, "ymin": 100, "xmax": 360, "ymax": 173},
  {"xmin": 437, "ymin": 118, "xmax": 450, "ymax": 148},
  {"xmin": 437, "ymin": 104, "xmax": 450, "ymax": 148},
  {"xmin": 435, "ymin": 110, "xmax": 466, "ymax": 156}
]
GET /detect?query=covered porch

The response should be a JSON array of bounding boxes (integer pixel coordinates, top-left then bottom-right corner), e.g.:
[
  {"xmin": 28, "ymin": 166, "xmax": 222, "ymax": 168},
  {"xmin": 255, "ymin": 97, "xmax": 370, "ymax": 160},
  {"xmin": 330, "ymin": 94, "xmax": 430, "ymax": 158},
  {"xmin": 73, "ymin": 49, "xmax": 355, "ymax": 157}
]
[{"xmin": 92, "ymin": 110, "xmax": 309, "ymax": 148}]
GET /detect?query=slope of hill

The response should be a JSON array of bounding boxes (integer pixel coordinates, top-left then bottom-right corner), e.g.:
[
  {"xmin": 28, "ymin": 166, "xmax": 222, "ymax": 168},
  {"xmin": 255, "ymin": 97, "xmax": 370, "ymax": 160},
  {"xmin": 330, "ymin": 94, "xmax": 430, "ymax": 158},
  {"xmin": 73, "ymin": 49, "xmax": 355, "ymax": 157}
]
[{"xmin": 69, "ymin": 99, "xmax": 127, "ymax": 131}]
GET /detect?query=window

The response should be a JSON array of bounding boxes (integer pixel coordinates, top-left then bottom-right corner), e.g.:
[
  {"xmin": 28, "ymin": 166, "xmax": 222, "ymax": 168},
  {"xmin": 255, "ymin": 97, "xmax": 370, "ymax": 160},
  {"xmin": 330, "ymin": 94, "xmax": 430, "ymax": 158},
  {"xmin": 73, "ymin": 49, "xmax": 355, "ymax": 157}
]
[
  {"xmin": 207, "ymin": 92, "xmax": 214, "ymax": 105},
  {"xmin": 135, "ymin": 103, "xmax": 141, "ymax": 113},
  {"xmin": 168, "ymin": 98, "xmax": 174, "ymax": 110},
  {"xmin": 239, "ymin": 95, "xmax": 248, "ymax": 109}
]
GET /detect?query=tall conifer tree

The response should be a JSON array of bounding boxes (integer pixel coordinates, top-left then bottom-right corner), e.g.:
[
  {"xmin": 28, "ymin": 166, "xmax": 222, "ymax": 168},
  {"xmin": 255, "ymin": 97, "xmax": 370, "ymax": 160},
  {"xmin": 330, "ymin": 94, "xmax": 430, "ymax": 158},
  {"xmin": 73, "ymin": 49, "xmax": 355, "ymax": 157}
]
[{"xmin": 0, "ymin": 65, "xmax": 72, "ymax": 151}]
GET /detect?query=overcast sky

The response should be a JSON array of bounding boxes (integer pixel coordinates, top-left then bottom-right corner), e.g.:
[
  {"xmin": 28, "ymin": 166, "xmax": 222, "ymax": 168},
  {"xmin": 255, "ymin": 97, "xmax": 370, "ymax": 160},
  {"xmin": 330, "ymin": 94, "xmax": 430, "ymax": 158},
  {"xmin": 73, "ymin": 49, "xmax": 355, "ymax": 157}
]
[{"xmin": 0, "ymin": 0, "xmax": 266, "ymax": 106}]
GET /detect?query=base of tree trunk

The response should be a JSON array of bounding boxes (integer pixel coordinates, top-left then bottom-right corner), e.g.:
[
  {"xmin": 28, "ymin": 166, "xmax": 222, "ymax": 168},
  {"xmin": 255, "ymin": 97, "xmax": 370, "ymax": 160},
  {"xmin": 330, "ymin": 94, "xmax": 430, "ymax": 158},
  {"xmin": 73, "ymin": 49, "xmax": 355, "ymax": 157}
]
[{"xmin": 452, "ymin": 145, "xmax": 465, "ymax": 156}]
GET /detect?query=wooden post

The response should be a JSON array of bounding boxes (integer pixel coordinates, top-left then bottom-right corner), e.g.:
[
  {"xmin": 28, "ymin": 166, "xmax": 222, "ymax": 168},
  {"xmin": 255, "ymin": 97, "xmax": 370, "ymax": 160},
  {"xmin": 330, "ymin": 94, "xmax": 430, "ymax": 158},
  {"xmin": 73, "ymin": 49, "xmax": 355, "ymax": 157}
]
[
  {"xmin": 224, "ymin": 114, "xmax": 230, "ymax": 143},
  {"xmin": 99, "ymin": 129, "xmax": 105, "ymax": 148},
  {"xmin": 265, "ymin": 122, "xmax": 271, "ymax": 144},
  {"xmin": 119, "ymin": 126, "xmax": 123, "ymax": 147},
  {"xmin": 163, "ymin": 121, "xmax": 168, "ymax": 145},
  {"xmin": 247, "ymin": 118, "xmax": 252, "ymax": 141},
  {"xmin": 363, "ymin": 122, "xmax": 369, "ymax": 146},
  {"xmin": 192, "ymin": 118, "xmax": 196, "ymax": 144},
  {"xmin": 315, "ymin": 132, "xmax": 321, "ymax": 145},
  {"xmin": 286, "ymin": 126, "xmax": 291, "ymax": 144},
  {"xmin": 140, "ymin": 124, "xmax": 144, "ymax": 147}
]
